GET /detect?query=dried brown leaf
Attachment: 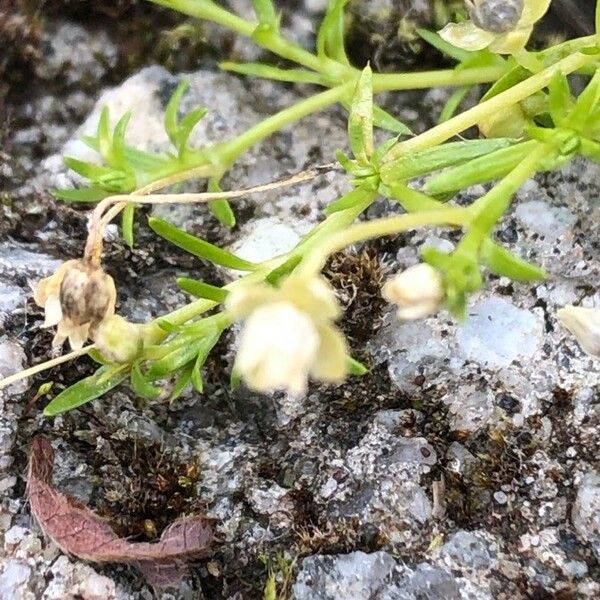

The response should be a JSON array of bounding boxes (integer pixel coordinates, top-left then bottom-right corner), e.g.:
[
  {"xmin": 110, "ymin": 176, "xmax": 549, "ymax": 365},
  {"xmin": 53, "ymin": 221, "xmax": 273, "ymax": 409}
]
[{"xmin": 28, "ymin": 436, "xmax": 215, "ymax": 586}]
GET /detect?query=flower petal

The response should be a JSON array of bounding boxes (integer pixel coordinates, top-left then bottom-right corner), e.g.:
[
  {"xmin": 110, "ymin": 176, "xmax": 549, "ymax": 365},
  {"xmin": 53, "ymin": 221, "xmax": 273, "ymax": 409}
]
[
  {"xmin": 488, "ymin": 28, "xmax": 532, "ymax": 54},
  {"xmin": 68, "ymin": 324, "xmax": 90, "ymax": 351},
  {"xmin": 519, "ymin": 0, "xmax": 552, "ymax": 27},
  {"xmin": 438, "ymin": 21, "xmax": 496, "ymax": 52},
  {"xmin": 311, "ymin": 325, "xmax": 347, "ymax": 383},
  {"xmin": 235, "ymin": 302, "xmax": 320, "ymax": 394},
  {"xmin": 225, "ymin": 285, "xmax": 278, "ymax": 320},
  {"xmin": 557, "ymin": 306, "xmax": 600, "ymax": 358},
  {"xmin": 42, "ymin": 296, "xmax": 63, "ymax": 328}
]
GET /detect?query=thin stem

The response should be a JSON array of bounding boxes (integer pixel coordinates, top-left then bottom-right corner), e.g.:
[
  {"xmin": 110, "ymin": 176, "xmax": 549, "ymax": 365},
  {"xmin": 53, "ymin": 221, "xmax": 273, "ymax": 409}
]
[
  {"xmin": 98, "ymin": 165, "xmax": 335, "ymax": 230},
  {"xmin": 460, "ymin": 143, "xmax": 553, "ymax": 252},
  {"xmin": 147, "ymin": 0, "xmax": 328, "ymax": 74},
  {"xmin": 216, "ymin": 83, "xmax": 353, "ymax": 165},
  {"xmin": 146, "ymin": 190, "xmax": 378, "ymax": 339},
  {"xmin": 372, "ymin": 66, "xmax": 506, "ymax": 92},
  {"xmin": 0, "ymin": 345, "xmax": 95, "ymax": 390},
  {"xmin": 383, "ymin": 51, "xmax": 597, "ymax": 162},
  {"xmin": 300, "ymin": 207, "xmax": 471, "ymax": 274}
]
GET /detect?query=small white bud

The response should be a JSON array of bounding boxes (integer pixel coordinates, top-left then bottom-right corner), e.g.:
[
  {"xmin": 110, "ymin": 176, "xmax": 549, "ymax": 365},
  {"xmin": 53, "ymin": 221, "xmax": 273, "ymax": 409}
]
[
  {"xmin": 557, "ymin": 306, "xmax": 600, "ymax": 358},
  {"xmin": 235, "ymin": 302, "xmax": 320, "ymax": 395},
  {"xmin": 382, "ymin": 264, "xmax": 444, "ymax": 320}
]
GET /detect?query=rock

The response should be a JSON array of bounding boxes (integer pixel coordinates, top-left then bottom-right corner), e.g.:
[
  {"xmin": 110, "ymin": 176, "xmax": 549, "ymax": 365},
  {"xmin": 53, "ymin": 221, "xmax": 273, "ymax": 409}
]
[
  {"xmin": 228, "ymin": 217, "xmax": 305, "ymax": 272},
  {"xmin": 447, "ymin": 387, "xmax": 493, "ymax": 433},
  {"xmin": 572, "ymin": 472, "xmax": 600, "ymax": 558},
  {"xmin": 0, "ymin": 560, "xmax": 32, "ymax": 600},
  {"xmin": 292, "ymin": 551, "xmax": 397, "ymax": 600},
  {"xmin": 0, "ymin": 341, "xmax": 28, "ymax": 396},
  {"xmin": 456, "ymin": 297, "xmax": 543, "ymax": 369},
  {"xmin": 369, "ymin": 316, "xmax": 451, "ymax": 394},
  {"xmin": 39, "ymin": 22, "xmax": 118, "ymax": 86},
  {"xmin": 515, "ymin": 200, "xmax": 577, "ymax": 241},
  {"xmin": 438, "ymin": 530, "xmax": 498, "ymax": 571}
]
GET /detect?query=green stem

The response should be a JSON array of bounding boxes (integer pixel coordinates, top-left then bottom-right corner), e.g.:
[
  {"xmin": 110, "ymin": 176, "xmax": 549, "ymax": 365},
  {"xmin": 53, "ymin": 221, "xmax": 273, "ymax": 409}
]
[
  {"xmin": 371, "ymin": 66, "xmax": 506, "ymax": 92},
  {"xmin": 382, "ymin": 51, "xmax": 598, "ymax": 162},
  {"xmin": 460, "ymin": 143, "xmax": 553, "ymax": 252},
  {"xmin": 300, "ymin": 206, "xmax": 471, "ymax": 274},
  {"xmin": 147, "ymin": 189, "xmax": 378, "ymax": 338},
  {"xmin": 147, "ymin": 0, "xmax": 328, "ymax": 73},
  {"xmin": 215, "ymin": 83, "xmax": 354, "ymax": 165}
]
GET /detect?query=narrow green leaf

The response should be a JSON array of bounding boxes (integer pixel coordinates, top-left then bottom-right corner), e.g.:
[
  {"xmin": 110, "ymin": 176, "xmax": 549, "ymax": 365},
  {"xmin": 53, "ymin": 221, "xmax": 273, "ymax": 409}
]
[
  {"xmin": 146, "ymin": 338, "xmax": 207, "ymax": 379},
  {"xmin": 346, "ymin": 355, "xmax": 369, "ymax": 376},
  {"xmin": 548, "ymin": 73, "xmax": 573, "ymax": 126},
  {"xmin": 207, "ymin": 178, "xmax": 236, "ymax": 227},
  {"xmin": 380, "ymin": 138, "xmax": 516, "ymax": 184},
  {"xmin": 416, "ymin": 28, "xmax": 472, "ymax": 62},
  {"xmin": 43, "ymin": 365, "xmax": 128, "ymax": 416},
  {"xmin": 348, "ymin": 65, "xmax": 374, "ymax": 164},
  {"xmin": 324, "ymin": 187, "xmax": 374, "ymax": 215},
  {"xmin": 480, "ymin": 240, "xmax": 546, "ymax": 281},
  {"xmin": 481, "ymin": 65, "xmax": 530, "ymax": 102},
  {"xmin": 131, "ymin": 362, "xmax": 162, "ymax": 399},
  {"xmin": 372, "ymin": 104, "xmax": 412, "ymax": 135},
  {"xmin": 596, "ymin": 0, "xmax": 600, "ymax": 37},
  {"xmin": 157, "ymin": 318, "xmax": 178, "ymax": 333},
  {"xmin": 97, "ymin": 107, "xmax": 112, "ymax": 162},
  {"xmin": 122, "ymin": 203, "xmax": 135, "ymax": 248},
  {"xmin": 64, "ymin": 157, "xmax": 114, "ymax": 180},
  {"xmin": 252, "ymin": 0, "xmax": 279, "ymax": 29},
  {"xmin": 439, "ymin": 87, "xmax": 471, "ymax": 123},
  {"xmin": 423, "ymin": 140, "xmax": 538, "ymax": 197},
  {"xmin": 265, "ymin": 255, "xmax": 302, "ymax": 285},
  {"xmin": 316, "ymin": 0, "xmax": 350, "ymax": 63},
  {"xmin": 191, "ymin": 356, "xmax": 204, "ymax": 393},
  {"xmin": 177, "ymin": 277, "xmax": 229, "ymax": 302},
  {"xmin": 148, "ymin": 217, "xmax": 256, "ymax": 270},
  {"xmin": 165, "ymin": 80, "xmax": 189, "ymax": 146},
  {"xmin": 177, "ymin": 108, "xmax": 208, "ymax": 155},
  {"xmin": 220, "ymin": 61, "xmax": 325, "ymax": 85},
  {"xmin": 111, "ymin": 112, "xmax": 131, "ymax": 169},
  {"xmin": 170, "ymin": 362, "xmax": 194, "ymax": 401},
  {"xmin": 381, "ymin": 183, "xmax": 443, "ymax": 212},
  {"xmin": 566, "ymin": 69, "xmax": 600, "ymax": 129},
  {"xmin": 53, "ymin": 187, "xmax": 111, "ymax": 203}
]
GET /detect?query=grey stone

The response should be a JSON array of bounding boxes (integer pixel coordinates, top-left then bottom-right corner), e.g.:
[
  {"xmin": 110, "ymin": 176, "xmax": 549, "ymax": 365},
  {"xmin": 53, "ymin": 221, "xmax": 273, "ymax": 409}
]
[
  {"xmin": 572, "ymin": 472, "xmax": 600, "ymax": 557},
  {"xmin": 293, "ymin": 551, "xmax": 397, "ymax": 600},
  {"xmin": 456, "ymin": 297, "xmax": 543, "ymax": 369},
  {"xmin": 515, "ymin": 200, "xmax": 577, "ymax": 240},
  {"xmin": 439, "ymin": 530, "xmax": 497, "ymax": 571}
]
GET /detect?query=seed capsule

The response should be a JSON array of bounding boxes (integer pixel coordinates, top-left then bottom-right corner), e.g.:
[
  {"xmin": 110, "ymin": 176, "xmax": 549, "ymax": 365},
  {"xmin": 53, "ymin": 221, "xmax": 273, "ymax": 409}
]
[{"xmin": 466, "ymin": 0, "xmax": 524, "ymax": 33}]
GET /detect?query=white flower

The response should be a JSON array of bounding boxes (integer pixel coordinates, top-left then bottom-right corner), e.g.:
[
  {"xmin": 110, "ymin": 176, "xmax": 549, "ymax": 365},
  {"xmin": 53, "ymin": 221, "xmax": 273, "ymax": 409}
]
[
  {"xmin": 557, "ymin": 306, "xmax": 600, "ymax": 358},
  {"xmin": 382, "ymin": 264, "xmax": 444, "ymax": 320},
  {"xmin": 439, "ymin": 0, "xmax": 551, "ymax": 54},
  {"xmin": 226, "ymin": 276, "xmax": 348, "ymax": 394},
  {"xmin": 236, "ymin": 302, "xmax": 320, "ymax": 395},
  {"xmin": 33, "ymin": 259, "xmax": 116, "ymax": 350}
]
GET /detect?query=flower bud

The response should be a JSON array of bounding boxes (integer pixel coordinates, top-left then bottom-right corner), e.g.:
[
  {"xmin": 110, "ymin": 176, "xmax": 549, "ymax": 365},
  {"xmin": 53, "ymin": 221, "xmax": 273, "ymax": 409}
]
[
  {"xmin": 556, "ymin": 306, "xmax": 600, "ymax": 358},
  {"xmin": 93, "ymin": 315, "xmax": 144, "ymax": 363},
  {"xmin": 382, "ymin": 264, "xmax": 444, "ymax": 320}
]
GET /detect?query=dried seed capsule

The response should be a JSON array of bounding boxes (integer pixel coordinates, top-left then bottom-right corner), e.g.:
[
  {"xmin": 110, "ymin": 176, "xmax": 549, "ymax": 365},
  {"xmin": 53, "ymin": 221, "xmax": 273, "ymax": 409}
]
[
  {"xmin": 59, "ymin": 261, "xmax": 115, "ymax": 329},
  {"xmin": 34, "ymin": 259, "xmax": 117, "ymax": 350},
  {"xmin": 466, "ymin": 0, "xmax": 524, "ymax": 34}
]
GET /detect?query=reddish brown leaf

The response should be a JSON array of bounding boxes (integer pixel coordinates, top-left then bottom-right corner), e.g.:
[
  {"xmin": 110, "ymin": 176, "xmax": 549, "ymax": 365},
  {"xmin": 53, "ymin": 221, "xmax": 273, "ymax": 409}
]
[{"xmin": 28, "ymin": 436, "xmax": 215, "ymax": 586}]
